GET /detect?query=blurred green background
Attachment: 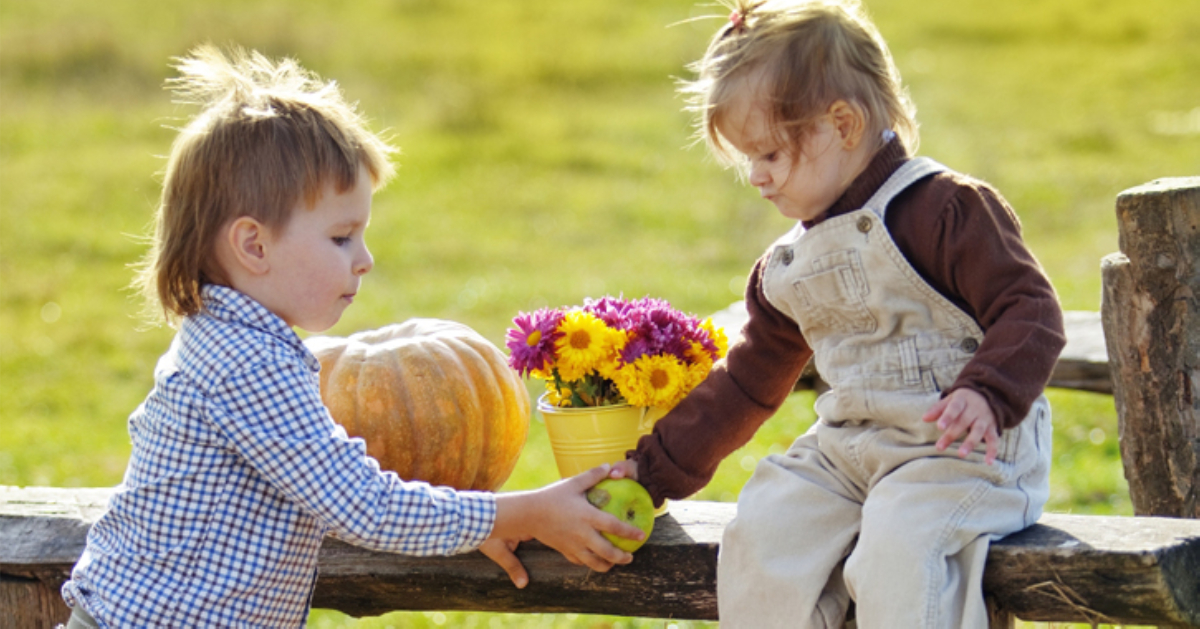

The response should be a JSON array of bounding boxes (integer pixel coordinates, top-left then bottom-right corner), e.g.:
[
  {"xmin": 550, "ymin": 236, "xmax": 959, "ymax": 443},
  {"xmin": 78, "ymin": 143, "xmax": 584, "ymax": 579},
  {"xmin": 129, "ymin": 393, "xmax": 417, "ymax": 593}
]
[{"xmin": 1, "ymin": 0, "xmax": 1197, "ymax": 627}]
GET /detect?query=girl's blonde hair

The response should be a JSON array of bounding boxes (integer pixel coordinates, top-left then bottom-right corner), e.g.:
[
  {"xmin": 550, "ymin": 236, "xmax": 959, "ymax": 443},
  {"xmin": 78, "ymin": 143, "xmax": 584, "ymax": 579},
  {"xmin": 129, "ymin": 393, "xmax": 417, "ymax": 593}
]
[
  {"xmin": 135, "ymin": 44, "xmax": 396, "ymax": 325},
  {"xmin": 682, "ymin": 0, "xmax": 918, "ymax": 166}
]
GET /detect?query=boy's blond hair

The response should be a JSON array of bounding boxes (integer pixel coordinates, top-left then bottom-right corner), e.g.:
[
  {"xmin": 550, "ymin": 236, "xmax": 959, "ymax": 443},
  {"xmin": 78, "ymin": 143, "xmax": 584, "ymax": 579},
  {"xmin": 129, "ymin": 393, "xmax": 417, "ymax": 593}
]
[
  {"xmin": 682, "ymin": 0, "xmax": 918, "ymax": 166},
  {"xmin": 136, "ymin": 44, "xmax": 396, "ymax": 324}
]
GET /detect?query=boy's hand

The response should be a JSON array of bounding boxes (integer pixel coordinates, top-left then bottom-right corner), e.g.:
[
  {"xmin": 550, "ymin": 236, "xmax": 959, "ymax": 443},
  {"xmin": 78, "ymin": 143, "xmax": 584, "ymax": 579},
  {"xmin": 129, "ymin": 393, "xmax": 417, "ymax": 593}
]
[
  {"xmin": 479, "ymin": 537, "xmax": 531, "ymax": 589},
  {"xmin": 486, "ymin": 464, "xmax": 645, "ymax": 588},
  {"xmin": 922, "ymin": 388, "xmax": 1001, "ymax": 465}
]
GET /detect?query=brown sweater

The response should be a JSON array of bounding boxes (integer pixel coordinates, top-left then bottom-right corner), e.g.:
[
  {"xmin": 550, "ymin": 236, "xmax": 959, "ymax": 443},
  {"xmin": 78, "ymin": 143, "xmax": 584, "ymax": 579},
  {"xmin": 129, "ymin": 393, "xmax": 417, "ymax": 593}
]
[{"xmin": 630, "ymin": 139, "xmax": 1066, "ymax": 506}]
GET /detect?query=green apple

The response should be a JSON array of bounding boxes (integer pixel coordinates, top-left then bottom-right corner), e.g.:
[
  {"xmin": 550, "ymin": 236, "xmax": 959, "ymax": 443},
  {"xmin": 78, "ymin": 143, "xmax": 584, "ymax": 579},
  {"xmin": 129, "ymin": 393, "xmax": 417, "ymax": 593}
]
[{"xmin": 586, "ymin": 478, "xmax": 655, "ymax": 552}]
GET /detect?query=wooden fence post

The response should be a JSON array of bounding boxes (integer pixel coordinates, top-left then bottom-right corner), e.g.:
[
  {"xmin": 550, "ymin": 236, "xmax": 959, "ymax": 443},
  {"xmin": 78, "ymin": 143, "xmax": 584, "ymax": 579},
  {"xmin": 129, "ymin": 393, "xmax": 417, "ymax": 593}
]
[{"xmin": 1100, "ymin": 177, "xmax": 1200, "ymax": 518}]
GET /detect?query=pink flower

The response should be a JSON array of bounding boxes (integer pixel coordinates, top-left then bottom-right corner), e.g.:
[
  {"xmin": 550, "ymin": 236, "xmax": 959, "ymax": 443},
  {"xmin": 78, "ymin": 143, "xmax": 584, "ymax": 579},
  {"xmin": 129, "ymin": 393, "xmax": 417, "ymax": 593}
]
[{"xmin": 506, "ymin": 308, "xmax": 564, "ymax": 376}]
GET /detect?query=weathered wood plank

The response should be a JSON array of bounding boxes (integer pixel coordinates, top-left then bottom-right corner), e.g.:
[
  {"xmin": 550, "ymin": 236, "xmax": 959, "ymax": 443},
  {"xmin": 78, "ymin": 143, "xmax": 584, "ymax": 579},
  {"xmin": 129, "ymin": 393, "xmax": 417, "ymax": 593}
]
[
  {"xmin": 314, "ymin": 500, "xmax": 725, "ymax": 619},
  {"xmin": 4, "ymin": 486, "xmax": 1199, "ymax": 625},
  {"xmin": 710, "ymin": 306, "xmax": 1113, "ymax": 394},
  {"xmin": 0, "ymin": 486, "xmax": 113, "ymax": 628},
  {"xmin": 985, "ymin": 512, "xmax": 1200, "ymax": 626},
  {"xmin": 1, "ymin": 576, "xmax": 68, "ymax": 629},
  {"xmin": 1101, "ymin": 177, "xmax": 1200, "ymax": 519}
]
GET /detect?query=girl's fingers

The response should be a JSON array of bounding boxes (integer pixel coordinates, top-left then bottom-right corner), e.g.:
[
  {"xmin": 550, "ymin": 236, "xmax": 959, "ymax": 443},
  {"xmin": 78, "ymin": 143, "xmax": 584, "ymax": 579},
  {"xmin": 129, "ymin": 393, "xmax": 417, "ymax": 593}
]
[
  {"xmin": 608, "ymin": 459, "xmax": 638, "ymax": 481},
  {"xmin": 957, "ymin": 421, "xmax": 984, "ymax": 457},
  {"xmin": 955, "ymin": 420, "xmax": 1000, "ymax": 462},
  {"xmin": 983, "ymin": 426, "xmax": 1000, "ymax": 465},
  {"xmin": 921, "ymin": 397, "xmax": 948, "ymax": 423},
  {"xmin": 938, "ymin": 396, "xmax": 968, "ymax": 431},
  {"xmin": 935, "ymin": 413, "xmax": 968, "ymax": 451}
]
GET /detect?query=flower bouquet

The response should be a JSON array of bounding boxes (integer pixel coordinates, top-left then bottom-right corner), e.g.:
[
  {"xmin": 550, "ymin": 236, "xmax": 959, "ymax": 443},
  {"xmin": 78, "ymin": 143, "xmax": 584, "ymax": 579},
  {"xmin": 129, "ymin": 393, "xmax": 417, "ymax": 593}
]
[
  {"xmin": 506, "ymin": 296, "xmax": 727, "ymax": 482},
  {"xmin": 506, "ymin": 295, "xmax": 728, "ymax": 410}
]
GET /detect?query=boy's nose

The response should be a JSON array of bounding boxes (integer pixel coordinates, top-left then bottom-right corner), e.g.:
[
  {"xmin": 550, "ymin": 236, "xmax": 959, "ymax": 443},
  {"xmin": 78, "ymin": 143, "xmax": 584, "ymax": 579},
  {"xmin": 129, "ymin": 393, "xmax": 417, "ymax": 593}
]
[{"xmin": 354, "ymin": 246, "xmax": 374, "ymax": 276}]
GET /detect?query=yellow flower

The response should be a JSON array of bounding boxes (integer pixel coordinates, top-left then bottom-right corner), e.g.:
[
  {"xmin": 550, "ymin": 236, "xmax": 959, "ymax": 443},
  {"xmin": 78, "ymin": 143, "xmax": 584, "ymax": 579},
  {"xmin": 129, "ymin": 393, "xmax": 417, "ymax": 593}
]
[
  {"xmin": 554, "ymin": 311, "xmax": 622, "ymax": 382},
  {"xmin": 615, "ymin": 354, "xmax": 689, "ymax": 409},
  {"xmin": 685, "ymin": 341, "xmax": 714, "ymax": 389},
  {"xmin": 544, "ymin": 381, "xmax": 570, "ymax": 407},
  {"xmin": 701, "ymin": 317, "xmax": 729, "ymax": 359}
]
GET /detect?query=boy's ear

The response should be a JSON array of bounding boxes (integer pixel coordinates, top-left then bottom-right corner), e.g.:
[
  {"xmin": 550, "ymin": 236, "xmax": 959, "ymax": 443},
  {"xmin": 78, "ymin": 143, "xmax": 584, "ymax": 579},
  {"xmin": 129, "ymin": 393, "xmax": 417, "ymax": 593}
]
[
  {"xmin": 828, "ymin": 100, "xmax": 867, "ymax": 149},
  {"xmin": 226, "ymin": 216, "xmax": 271, "ymax": 275}
]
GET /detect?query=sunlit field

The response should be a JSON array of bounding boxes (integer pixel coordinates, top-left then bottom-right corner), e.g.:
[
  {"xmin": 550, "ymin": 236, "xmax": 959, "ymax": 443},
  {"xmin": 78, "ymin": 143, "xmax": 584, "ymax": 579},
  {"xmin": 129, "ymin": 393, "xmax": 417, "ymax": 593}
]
[{"xmin": 2, "ymin": 0, "xmax": 1197, "ymax": 627}]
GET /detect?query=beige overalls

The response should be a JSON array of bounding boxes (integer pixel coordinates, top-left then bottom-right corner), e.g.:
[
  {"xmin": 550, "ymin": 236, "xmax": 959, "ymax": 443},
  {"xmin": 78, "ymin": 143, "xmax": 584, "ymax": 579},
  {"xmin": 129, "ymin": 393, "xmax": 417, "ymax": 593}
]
[{"xmin": 717, "ymin": 158, "xmax": 1052, "ymax": 628}]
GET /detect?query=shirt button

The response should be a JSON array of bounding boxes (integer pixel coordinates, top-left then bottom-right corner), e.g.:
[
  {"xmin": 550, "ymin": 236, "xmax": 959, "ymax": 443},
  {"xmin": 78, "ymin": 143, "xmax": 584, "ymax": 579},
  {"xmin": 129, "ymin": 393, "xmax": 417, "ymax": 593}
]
[
  {"xmin": 857, "ymin": 216, "xmax": 872, "ymax": 233},
  {"xmin": 960, "ymin": 337, "xmax": 980, "ymax": 353},
  {"xmin": 780, "ymin": 248, "xmax": 794, "ymax": 265}
]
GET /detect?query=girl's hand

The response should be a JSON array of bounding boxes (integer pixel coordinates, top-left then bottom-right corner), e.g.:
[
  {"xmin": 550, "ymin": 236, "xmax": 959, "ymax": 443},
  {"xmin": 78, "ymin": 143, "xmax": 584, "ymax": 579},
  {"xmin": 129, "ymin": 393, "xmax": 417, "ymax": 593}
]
[
  {"xmin": 486, "ymin": 465, "xmax": 645, "ymax": 587},
  {"xmin": 922, "ymin": 388, "xmax": 1001, "ymax": 465},
  {"xmin": 607, "ymin": 459, "xmax": 639, "ymax": 481}
]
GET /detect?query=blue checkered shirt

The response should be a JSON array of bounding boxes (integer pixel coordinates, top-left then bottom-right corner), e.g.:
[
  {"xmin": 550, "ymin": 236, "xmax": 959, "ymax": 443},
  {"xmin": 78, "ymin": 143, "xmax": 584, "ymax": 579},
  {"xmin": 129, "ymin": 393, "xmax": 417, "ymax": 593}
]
[{"xmin": 62, "ymin": 285, "xmax": 496, "ymax": 627}]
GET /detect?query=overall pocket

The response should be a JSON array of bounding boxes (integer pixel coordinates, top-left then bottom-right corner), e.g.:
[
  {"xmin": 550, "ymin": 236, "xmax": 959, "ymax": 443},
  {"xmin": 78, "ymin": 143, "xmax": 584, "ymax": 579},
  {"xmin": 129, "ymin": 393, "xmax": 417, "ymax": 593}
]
[{"xmin": 790, "ymin": 249, "xmax": 877, "ymax": 337}]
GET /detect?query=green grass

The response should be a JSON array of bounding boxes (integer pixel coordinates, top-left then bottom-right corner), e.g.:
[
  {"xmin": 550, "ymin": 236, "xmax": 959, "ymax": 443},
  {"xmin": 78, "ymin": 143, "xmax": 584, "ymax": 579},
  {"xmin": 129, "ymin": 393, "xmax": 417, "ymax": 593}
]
[{"xmin": 2, "ymin": 0, "xmax": 1197, "ymax": 627}]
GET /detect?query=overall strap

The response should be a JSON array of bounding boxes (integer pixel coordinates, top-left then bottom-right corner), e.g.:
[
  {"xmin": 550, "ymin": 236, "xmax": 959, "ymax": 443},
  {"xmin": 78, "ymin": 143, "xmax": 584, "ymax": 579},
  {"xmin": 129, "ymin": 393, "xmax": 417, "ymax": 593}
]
[{"xmin": 861, "ymin": 156, "xmax": 947, "ymax": 219}]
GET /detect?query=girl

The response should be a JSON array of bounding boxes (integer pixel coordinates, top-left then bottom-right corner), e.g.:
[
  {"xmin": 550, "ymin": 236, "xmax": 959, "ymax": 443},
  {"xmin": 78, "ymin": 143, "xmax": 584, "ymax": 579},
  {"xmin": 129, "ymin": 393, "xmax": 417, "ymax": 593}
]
[
  {"xmin": 612, "ymin": 1, "xmax": 1065, "ymax": 626},
  {"xmin": 61, "ymin": 45, "xmax": 642, "ymax": 628}
]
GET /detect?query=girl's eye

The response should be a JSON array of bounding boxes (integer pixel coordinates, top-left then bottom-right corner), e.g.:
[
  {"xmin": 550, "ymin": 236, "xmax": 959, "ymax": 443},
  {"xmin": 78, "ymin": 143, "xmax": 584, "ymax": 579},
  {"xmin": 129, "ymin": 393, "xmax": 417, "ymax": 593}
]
[
  {"xmin": 764, "ymin": 152, "xmax": 779, "ymax": 162},
  {"xmin": 332, "ymin": 236, "xmax": 351, "ymax": 247}
]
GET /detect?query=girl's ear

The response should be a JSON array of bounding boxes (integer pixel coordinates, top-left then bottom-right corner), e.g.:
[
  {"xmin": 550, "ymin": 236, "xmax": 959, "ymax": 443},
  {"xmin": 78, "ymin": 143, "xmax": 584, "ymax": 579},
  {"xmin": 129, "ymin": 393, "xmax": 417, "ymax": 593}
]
[
  {"xmin": 828, "ymin": 100, "xmax": 867, "ymax": 149},
  {"xmin": 226, "ymin": 216, "xmax": 271, "ymax": 275}
]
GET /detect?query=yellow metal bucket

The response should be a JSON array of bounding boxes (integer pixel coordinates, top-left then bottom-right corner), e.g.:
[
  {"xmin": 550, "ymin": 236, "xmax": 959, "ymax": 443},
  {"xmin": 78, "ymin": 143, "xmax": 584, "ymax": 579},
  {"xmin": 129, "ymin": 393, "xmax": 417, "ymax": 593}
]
[
  {"xmin": 540, "ymin": 396, "xmax": 672, "ymax": 513},
  {"xmin": 538, "ymin": 395, "xmax": 668, "ymax": 476},
  {"xmin": 538, "ymin": 394, "xmax": 670, "ymax": 515}
]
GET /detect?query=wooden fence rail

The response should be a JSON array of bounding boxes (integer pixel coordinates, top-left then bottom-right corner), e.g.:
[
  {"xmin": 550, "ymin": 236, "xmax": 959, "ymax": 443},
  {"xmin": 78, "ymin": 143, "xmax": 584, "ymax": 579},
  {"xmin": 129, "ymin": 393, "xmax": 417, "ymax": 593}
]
[{"xmin": 3, "ymin": 486, "xmax": 1199, "ymax": 628}]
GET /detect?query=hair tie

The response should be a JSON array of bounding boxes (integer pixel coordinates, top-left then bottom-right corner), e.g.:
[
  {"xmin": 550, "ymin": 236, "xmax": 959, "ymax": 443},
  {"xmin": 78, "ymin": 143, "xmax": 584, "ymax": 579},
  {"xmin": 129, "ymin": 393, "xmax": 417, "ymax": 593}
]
[{"xmin": 729, "ymin": 10, "xmax": 744, "ymax": 30}]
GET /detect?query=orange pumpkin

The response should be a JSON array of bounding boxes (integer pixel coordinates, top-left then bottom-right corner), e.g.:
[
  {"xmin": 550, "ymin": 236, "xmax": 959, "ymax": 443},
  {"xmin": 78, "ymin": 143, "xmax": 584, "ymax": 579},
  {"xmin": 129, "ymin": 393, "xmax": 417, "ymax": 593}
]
[{"xmin": 304, "ymin": 319, "xmax": 530, "ymax": 491}]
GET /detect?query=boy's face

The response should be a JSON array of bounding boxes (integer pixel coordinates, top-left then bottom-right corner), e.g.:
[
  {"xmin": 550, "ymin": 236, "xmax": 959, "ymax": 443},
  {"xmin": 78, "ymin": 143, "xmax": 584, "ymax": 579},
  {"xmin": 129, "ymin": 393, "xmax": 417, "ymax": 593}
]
[
  {"xmin": 718, "ymin": 91, "xmax": 856, "ymax": 223},
  {"xmin": 258, "ymin": 166, "xmax": 374, "ymax": 332}
]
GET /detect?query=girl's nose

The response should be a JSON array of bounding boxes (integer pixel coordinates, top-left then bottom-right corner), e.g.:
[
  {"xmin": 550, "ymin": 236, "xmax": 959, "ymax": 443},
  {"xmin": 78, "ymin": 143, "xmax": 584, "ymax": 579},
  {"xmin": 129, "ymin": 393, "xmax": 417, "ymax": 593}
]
[{"xmin": 748, "ymin": 163, "xmax": 771, "ymax": 187}]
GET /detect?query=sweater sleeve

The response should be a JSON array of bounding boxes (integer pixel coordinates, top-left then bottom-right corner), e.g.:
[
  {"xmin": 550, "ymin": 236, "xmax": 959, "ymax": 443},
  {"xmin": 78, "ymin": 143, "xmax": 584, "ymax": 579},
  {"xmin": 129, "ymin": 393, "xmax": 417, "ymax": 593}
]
[
  {"xmin": 629, "ymin": 254, "xmax": 813, "ymax": 505},
  {"xmin": 210, "ymin": 360, "xmax": 496, "ymax": 555},
  {"xmin": 889, "ymin": 176, "xmax": 1066, "ymax": 428}
]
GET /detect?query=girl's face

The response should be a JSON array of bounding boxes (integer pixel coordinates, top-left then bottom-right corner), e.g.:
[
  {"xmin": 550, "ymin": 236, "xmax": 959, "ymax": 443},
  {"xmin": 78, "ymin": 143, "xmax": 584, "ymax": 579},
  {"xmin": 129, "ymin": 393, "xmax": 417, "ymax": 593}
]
[
  {"xmin": 717, "ymin": 92, "xmax": 861, "ymax": 222},
  {"xmin": 257, "ymin": 166, "xmax": 375, "ymax": 332}
]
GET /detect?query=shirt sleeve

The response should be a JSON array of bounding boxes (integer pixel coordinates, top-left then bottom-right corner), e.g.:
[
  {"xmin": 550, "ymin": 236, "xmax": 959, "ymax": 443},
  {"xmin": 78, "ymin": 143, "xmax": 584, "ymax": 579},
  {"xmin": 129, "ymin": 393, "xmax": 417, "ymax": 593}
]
[
  {"xmin": 206, "ymin": 358, "xmax": 495, "ymax": 555},
  {"xmin": 630, "ymin": 254, "xmax": 813, "ymax": 505},
  {"xmin": 890, "ymin": 177, "xmax": 1067, "ymax": 428}
]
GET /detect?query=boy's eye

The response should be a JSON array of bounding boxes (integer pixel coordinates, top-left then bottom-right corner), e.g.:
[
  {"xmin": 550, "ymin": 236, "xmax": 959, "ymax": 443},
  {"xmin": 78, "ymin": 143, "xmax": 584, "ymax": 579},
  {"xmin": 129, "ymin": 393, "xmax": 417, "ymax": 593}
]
[
  {"xmin": 764, "ymin": 151, "xmax": 779, "ymax": 162},
  {"xmin": 332, "ymin": 236, "xmax": 351, "ymax": 246}
]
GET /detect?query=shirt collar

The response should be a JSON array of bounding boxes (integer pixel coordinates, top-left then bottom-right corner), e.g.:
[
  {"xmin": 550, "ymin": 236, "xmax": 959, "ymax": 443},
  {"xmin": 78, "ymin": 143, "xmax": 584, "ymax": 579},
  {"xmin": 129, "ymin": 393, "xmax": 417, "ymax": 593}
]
[
  {"xmin": 200, "ymin": 284, "xmax": 320, "ymax": 371},
  {"xmin": 802, "ymin": 135, "xmax": 909, "ymax": 229}
]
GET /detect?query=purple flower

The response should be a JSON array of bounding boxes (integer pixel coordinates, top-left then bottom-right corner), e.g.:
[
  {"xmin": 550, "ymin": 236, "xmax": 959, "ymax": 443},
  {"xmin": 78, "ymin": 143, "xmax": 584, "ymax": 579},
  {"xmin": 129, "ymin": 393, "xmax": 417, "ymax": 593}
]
[
  {"xmin": 617, "ymin": 297, "xmax": 700, "ymax": 363},
  {"xmin": 582, "ymin": 296, "xmax": 634, "ymax": 330},
  {"xmin": 506, "ymin": 308, "xmax": 564, "ymax": 376},
  {"xmin": 619, "ymin": 337, "xmax": 652, "ymax": 364}
]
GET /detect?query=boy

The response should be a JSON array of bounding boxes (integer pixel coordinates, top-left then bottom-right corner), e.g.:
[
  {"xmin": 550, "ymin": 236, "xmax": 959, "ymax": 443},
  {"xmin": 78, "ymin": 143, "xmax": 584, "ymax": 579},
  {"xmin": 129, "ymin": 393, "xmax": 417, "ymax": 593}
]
[{"xmin": 62, "ymin": 45, "xmax": 641, "ymax": 628}]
